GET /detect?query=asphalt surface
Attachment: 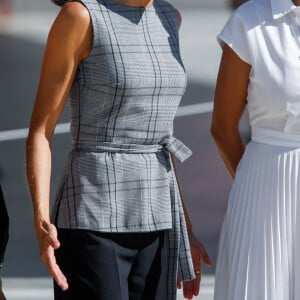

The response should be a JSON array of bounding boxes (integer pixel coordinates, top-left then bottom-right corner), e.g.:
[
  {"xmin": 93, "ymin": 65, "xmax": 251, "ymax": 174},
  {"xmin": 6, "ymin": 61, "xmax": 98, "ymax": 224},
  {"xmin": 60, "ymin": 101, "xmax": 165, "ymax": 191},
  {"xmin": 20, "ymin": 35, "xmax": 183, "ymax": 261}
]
[{"xmin": 0, "ymin": 0, "xmax": 242, "ymax": 299}]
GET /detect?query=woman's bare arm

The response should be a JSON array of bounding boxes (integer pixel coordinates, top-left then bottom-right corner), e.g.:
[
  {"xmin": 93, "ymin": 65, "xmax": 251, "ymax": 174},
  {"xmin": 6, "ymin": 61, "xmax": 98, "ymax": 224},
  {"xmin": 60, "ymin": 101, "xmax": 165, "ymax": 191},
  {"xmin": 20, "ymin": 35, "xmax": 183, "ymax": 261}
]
[
  {"xmin": 211, "ymin": 44, "xmax": 251, "ymax": 178},
  {"xmin": 26, "ymin": 2, "xmax": 92, "ymax": 290}
]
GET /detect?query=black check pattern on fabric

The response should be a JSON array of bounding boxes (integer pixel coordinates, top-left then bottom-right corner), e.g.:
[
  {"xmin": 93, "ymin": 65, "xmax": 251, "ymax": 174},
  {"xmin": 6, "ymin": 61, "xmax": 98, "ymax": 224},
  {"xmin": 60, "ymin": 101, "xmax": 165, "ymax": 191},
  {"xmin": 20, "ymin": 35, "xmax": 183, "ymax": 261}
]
[{"xmin": 51, "ymin": 0, "xmax": 195, "ymax": 298}]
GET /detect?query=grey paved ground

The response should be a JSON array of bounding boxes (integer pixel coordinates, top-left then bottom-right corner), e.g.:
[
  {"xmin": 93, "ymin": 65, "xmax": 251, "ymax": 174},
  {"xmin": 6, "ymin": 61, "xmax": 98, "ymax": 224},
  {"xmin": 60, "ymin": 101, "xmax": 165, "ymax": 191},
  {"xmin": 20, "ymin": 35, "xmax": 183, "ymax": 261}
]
[
  {"xmin": 0, "ymin": 0, "xmax": 241, "ymax": 299},
  {"xmin": 1, "ymin": 276, "xmax": 215, "ymax": 300}
]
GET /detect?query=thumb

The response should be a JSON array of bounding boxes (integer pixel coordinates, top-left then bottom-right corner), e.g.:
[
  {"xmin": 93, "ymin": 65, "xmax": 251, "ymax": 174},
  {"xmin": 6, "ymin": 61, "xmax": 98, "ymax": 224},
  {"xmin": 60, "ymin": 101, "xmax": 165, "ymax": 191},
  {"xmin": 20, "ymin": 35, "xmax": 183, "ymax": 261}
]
[
  {"xmin": 45, "ymin": 223, "xmax": 60, "ymax": 249},
  {"xmin": 201, "ymin": 246, "xmax": 212, "ymax": 266}
]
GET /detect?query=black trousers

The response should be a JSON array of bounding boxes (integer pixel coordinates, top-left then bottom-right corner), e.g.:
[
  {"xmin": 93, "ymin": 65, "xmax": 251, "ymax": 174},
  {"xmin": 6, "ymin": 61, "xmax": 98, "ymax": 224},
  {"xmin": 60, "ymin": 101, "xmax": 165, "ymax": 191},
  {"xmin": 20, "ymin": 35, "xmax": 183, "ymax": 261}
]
[
  {"xmin": 54, "ymin": 229, "xmax": 167, "ymax": 300},
  {"xmin": 0, "ymin": 185, "xmax": 9, "ymax": 267}
]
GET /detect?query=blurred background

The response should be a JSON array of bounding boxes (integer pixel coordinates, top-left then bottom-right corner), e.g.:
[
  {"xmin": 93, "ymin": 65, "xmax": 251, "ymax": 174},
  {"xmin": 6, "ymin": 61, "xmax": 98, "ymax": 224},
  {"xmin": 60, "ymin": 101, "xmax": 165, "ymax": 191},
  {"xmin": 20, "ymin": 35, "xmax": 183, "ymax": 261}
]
[{"xmin": 0, "ymin": 0, "xmax": 247, "ymax": 299}]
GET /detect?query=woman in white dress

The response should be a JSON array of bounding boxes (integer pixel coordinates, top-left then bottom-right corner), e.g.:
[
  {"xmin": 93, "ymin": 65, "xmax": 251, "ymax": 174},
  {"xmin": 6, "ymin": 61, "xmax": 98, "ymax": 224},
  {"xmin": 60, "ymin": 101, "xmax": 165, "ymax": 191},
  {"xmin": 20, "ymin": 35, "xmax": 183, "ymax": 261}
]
[{"xmin": 211, "ymin": 0, "xmax": 300, "ymax": 299}]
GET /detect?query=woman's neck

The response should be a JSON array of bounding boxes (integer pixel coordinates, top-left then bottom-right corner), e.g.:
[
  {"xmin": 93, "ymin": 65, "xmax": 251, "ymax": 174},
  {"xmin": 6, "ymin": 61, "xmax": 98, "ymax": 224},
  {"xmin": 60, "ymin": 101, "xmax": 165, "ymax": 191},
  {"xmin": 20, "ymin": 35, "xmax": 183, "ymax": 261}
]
[
  {"xmin": 114, "ymin": 0, "xmax": 154, "ymax": 8},
  {"xmin": 294, "ymin": 0, "xmax": 300, "ymax": 6}
]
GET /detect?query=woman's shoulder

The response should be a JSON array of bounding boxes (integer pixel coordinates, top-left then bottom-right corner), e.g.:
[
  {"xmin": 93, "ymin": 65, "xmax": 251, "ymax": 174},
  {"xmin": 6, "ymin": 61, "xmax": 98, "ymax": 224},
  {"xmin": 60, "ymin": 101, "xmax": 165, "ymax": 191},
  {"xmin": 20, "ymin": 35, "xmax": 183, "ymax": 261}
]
[
  {"xmin": 232, "ymin": 0, "xmax": 272, "ymax": 26},
  {"xmin": 59, "ymin": 1, "xmax": 90, "ymax": 21},
  {"xmin": 48, "ymin": 1, "xmax": 92, "ymax": 59},
  {"xmin": 218, "ymin": 0, "xmax": 271, "ymax": 64}
]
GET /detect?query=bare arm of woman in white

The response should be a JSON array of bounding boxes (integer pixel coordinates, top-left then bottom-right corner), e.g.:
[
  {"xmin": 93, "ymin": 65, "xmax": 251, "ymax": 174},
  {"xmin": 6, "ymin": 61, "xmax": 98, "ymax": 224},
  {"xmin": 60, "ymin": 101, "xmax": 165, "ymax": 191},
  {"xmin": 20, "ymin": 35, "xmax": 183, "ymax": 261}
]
[
  {"xmin": 26, "ymin": 2, "xmax": 92, "ymax": 291},
  {"xmin": 211, "ymin": 44, "xmax": 251, "ymax": 178}
]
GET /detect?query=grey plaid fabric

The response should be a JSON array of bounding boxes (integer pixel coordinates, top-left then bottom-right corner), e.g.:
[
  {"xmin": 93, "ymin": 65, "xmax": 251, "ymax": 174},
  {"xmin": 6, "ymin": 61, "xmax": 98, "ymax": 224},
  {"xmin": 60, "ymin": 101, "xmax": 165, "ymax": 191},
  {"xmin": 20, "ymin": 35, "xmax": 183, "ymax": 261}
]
[{"xmin": 51, "ymin": 0, "xmax": 195, "ymax": 297}]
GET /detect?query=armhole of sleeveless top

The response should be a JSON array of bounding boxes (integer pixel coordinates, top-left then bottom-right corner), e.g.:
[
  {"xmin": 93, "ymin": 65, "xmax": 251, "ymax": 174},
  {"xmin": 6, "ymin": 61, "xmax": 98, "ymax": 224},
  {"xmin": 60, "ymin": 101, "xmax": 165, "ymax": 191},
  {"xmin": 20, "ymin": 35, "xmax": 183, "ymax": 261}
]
[
  {"xmin": 157, "ymin": 0, "xmax": 180, "ymax": 49},
  {"xmin": 159, "ymin": 0, "xmax": 180, "ymax": 33},
  {"xmin": 162, "ymin": 0, "xmax": 181, "ymax": 30},
  {"xmin": 73, "ymin": 0, "xmax": 98, "ymax": 60}
]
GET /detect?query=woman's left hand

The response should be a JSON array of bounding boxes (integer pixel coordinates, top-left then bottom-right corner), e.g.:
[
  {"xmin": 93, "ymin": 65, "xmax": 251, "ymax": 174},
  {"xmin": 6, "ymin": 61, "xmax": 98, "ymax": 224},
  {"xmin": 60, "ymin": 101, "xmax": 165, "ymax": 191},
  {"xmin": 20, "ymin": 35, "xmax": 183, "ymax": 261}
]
[{"xmin": 177, "ymin": 232, "xmax": 212, "ymax": 299}]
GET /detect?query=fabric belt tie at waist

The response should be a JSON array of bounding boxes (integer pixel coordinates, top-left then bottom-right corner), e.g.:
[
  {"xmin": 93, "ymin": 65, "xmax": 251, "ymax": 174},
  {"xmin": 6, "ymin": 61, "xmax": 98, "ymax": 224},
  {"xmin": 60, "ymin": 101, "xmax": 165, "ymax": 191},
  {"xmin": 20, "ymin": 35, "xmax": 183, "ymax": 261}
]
[
  {"xmin": 74, "ymin": 136, "xmax": 193, "ymax": 163},
  {"xmin": 252, "ymin": 126, "xmax": 300, "ymax": 147}
]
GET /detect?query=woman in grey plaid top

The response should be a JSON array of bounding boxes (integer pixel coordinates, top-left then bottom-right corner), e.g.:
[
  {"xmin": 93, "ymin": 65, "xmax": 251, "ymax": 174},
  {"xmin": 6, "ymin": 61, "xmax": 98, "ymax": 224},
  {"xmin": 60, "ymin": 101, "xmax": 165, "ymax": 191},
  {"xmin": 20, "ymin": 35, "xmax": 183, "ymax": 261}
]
[{"xmin": 26, "ymin": 0, "xmax": 211, "ymax": 299}]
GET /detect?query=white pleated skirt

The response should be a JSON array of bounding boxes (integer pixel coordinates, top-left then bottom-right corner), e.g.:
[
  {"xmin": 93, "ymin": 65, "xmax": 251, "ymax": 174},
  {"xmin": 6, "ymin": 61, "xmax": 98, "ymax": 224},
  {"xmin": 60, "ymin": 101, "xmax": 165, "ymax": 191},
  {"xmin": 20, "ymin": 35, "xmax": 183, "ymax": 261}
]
[{"xmin": 214, "ymin": 137, "xmax": 300, "ymax": 300}]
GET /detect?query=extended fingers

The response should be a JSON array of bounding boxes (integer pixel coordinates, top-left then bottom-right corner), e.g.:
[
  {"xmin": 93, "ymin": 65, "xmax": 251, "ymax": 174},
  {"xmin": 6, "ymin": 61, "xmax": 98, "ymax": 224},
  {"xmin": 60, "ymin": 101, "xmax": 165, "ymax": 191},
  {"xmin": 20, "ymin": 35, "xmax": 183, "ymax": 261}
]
[
  {"xmin": 193, "ymin": 271, "xmax": 201, "ymax": 296},
  {"xmin": 182, "ymin": 277, "xmax": 201, "ymax": 299},
  {"xmin": 181, "ymin": 237, "xmax": 212, "ymax": 299},
  {"xmin": 43, "ymin": 248, "xmax": 68, "ymax": 291},
  {"xmin": 49, "ymin": 261, "xmax": 68, "ymax": 291},
  {"xmin": 183, "ymin": 280, "xmax": 193, "ymax": 299},
  {"xmin": 39, "ymin": 227, "xmax": 68, "ymax": 291},
  {"xmin": 192, "ymin": 261, "xmax": 201, "ymax": 297},
  {"xmin": 184, "ymin": 279, "xmax": 201, "ymax": 299}
]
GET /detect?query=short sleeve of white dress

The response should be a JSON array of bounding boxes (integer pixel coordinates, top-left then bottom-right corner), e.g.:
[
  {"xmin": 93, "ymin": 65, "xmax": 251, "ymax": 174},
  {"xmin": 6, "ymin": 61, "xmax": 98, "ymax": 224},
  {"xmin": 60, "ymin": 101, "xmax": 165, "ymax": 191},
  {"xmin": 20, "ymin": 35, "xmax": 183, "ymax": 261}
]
[{"xmin": 218, "ymin": 6, "xmax": 252, "ymax": 65}]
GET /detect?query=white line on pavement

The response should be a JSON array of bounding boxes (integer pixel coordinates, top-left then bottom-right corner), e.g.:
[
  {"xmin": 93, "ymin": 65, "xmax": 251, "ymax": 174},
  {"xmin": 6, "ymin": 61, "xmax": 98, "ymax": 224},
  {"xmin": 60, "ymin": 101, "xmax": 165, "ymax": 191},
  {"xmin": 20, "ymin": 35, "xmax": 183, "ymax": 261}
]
[
  {"xmin": 0, "ymin": 122, "xmax": 71, "ymax": 142},
  {"xmin": 0, "ymin": 102, "xmax": 213, "ymax": 142},
  {"xmin": 176, "ymin": 102, "xmax": 213, "ymax": 117},
  {"xmin": 5, "ymin": 289, "xmax": 53, "ymax": 299}
]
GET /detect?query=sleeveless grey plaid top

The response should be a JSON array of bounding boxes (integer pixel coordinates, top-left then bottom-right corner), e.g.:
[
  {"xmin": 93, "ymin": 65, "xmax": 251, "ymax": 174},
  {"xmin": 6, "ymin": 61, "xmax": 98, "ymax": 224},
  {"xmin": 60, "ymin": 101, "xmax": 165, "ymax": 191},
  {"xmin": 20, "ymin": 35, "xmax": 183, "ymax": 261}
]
[{"xmin": 51, "ymin": 0, "xmax": 195, "ymax": 296}]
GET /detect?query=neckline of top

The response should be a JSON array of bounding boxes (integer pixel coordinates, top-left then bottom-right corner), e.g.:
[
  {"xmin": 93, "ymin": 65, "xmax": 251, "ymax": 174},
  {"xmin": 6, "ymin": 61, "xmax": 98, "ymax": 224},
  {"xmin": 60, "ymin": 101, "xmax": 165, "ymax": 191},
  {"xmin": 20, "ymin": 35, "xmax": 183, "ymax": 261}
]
[{"xmin": 102, "ymin": 0, "xmax": 155, "ymax": 10}]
